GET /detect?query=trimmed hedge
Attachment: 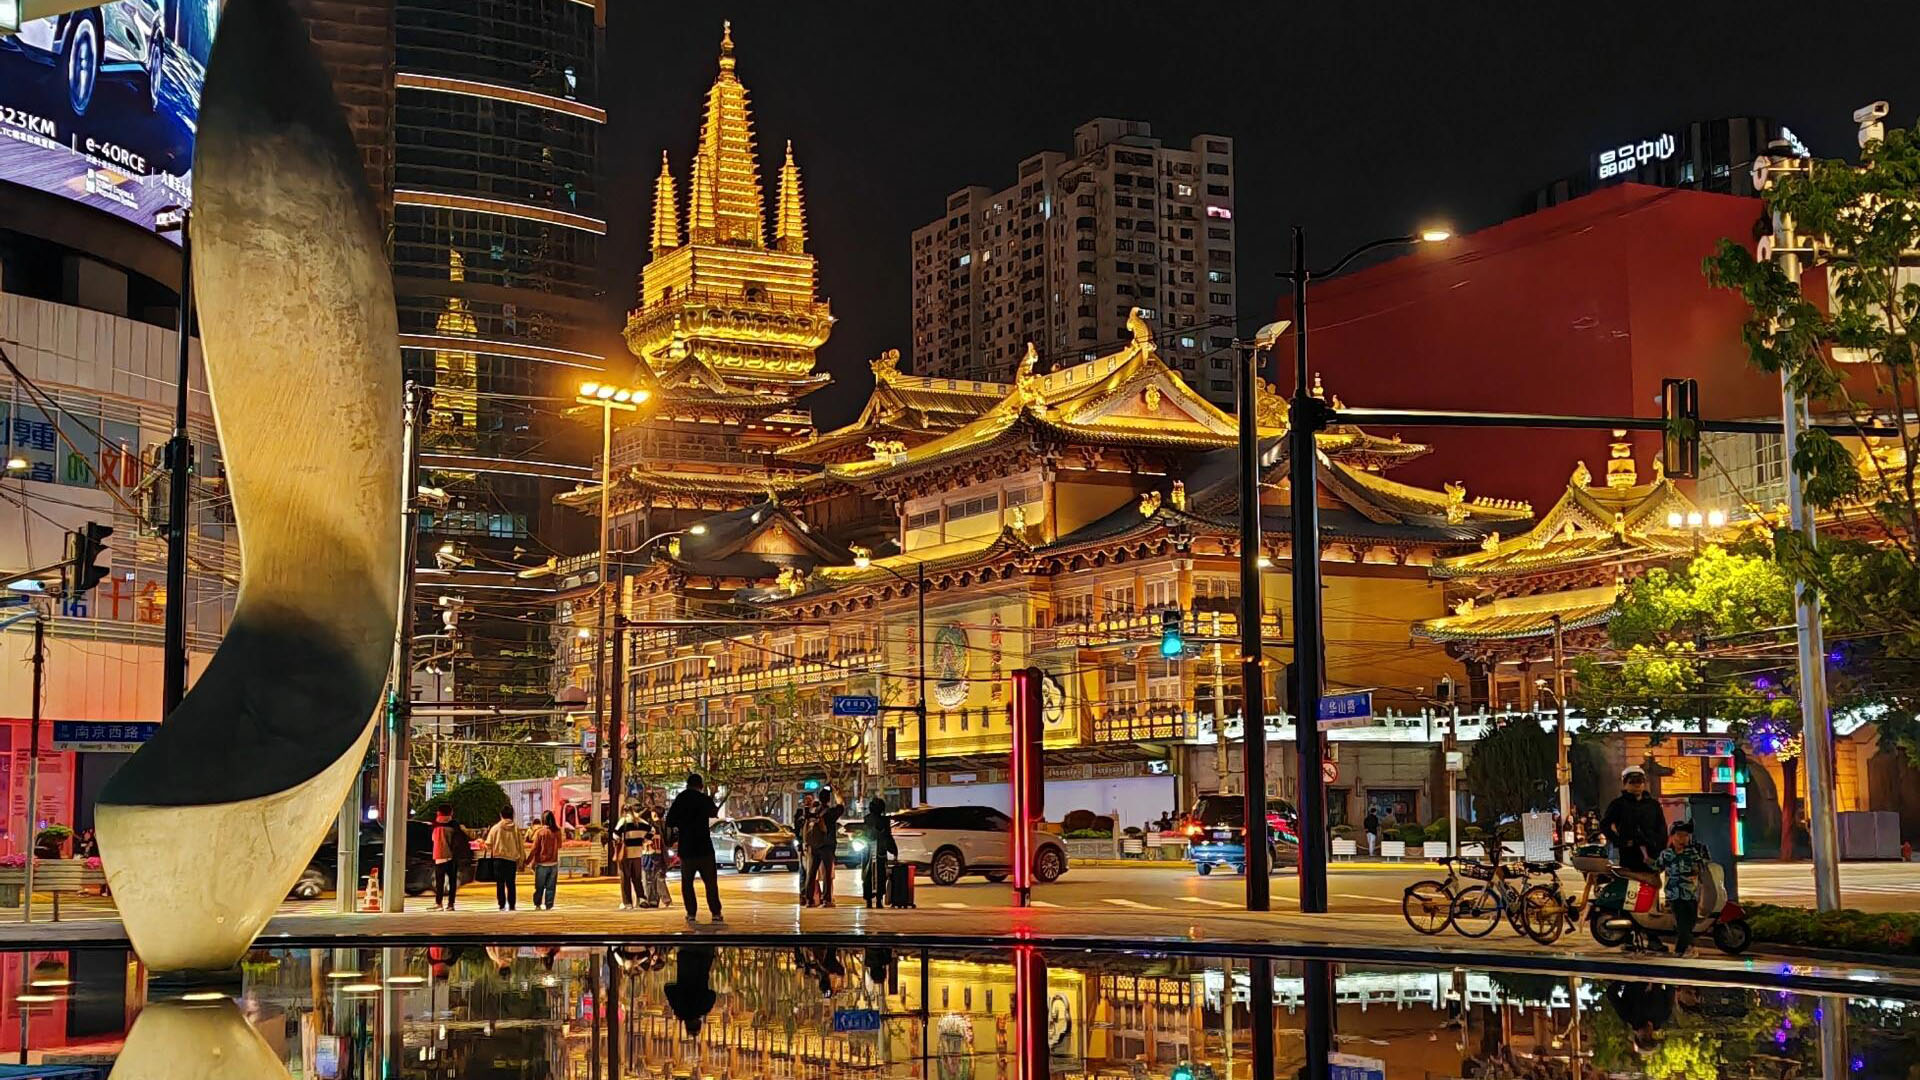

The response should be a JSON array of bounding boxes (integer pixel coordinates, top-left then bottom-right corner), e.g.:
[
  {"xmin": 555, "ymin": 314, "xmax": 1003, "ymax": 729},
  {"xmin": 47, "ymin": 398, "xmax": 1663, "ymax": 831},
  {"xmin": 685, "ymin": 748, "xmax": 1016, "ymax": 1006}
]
[
  {"xmin": 1747, "ymin": 903, "xmax": 1920, "ymax": 956},
  {"xmin": 424, "ymin": 777, "xmax": 510, "ymax": 830}
]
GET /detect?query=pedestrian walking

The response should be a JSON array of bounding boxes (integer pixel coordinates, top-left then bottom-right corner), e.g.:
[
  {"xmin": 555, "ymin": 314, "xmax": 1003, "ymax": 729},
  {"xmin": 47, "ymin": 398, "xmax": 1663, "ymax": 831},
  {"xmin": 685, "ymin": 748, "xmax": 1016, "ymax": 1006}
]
[
  {"xmin": 529, "ymin": 810, "xmax": 562, "ymax": 910},
  {"xmin": 431, "ymin": 805, "xmax": 466, "ymax": 910},
  {"xmin": 484, "ymin": 805, "xmax": 526, "ymax": 911},
  {"xmin": 615, "ymin": 803, "xmax": 651, "ymax": 909},
  {"xmin": 1363, "ymin": 809, "xmax": 1380, "ymax": 857},
  {"xmin": 666, "ymin": 772, "xmax": 724, "ymax": 923},
  {"xmin": 860, "ymin": 797, "xmax": 895, "ymax": 908}
]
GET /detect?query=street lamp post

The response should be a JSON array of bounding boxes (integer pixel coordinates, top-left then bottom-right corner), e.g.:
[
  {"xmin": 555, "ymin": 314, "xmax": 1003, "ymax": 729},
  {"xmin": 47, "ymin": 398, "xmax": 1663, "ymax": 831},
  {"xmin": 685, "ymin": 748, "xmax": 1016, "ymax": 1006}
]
[
  {"xmin": 853, "ymin": 550, "xmax": 928, "ymax": 804},
  {"xmin": 575, "ymin": 381, "xmax": 647, "ymax": 864},
  {"xmin": 1281, "ymin": 224, "xmax": 1449, "ymax": 915},
  {"xmin": 155, "ymin": 206, "xmax": 192, "ymax": 717}
]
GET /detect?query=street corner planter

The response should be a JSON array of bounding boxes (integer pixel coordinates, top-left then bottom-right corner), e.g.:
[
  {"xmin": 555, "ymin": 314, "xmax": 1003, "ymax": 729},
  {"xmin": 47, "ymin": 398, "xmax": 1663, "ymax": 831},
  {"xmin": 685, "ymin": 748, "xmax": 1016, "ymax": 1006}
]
[
  {"xmin": 0, "ymin": 858, "xmax": 107, "ymax": 905},
  {"xmin": 1062, "ymin": 837, "xmax": 1119, "ymax": 861}
]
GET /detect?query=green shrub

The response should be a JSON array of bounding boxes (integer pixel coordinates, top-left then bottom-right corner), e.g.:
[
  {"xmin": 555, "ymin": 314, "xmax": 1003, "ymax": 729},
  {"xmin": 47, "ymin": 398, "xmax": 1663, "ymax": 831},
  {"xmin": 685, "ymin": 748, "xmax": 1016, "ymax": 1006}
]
[
  {"xmin": 1426, "ymin": 817, "xmax": 1458, "ymax": 841},
  {"xmin": 1330, "ymin": 824, "xmax": 1355, "ymax": 840},
  {"xmin": 1393, "ymin": 823, "xmax": 1428, "ymax": 846},
  {"xmin": 424, "ymin": 777, "xmax": 509, "ymax": 830},
  {"xmin": 1747, "ymin": 904, "xmax": 1920, "ymax": 955},
  {"xmin": 1063, "ymin": 828, "xmax": 1113, "ymax": 839}
]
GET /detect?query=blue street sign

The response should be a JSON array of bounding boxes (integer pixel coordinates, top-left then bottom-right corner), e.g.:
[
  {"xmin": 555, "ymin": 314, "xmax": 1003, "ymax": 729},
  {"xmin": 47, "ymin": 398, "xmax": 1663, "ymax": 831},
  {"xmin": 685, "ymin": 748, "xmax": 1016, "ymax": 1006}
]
[
  {"xmin": 833, "ymin": 695, "xmax": 880, "ymax": 717},
  {"xmin": 1328, "ymin": 1053, "xmax": 1385, "ymax": 1080},
  {"xmin": 1317, "ymin": 691, "xmax": 1373, "ymax": 730},
  {"xmin": 51, "ymin": 721, "xmax": 158, "ymax": 753},
  {"xmin": 832, "ymin": 1008, "xmax": 882, "ymax": 1032}
]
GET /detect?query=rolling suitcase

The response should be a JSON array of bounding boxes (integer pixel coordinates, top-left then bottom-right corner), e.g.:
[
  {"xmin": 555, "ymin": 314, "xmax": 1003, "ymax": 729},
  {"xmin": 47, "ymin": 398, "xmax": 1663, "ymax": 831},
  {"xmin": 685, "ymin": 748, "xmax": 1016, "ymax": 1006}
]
[{"xmin": 887, "ymin": 862, "xmax": 916, "ymax": 908}]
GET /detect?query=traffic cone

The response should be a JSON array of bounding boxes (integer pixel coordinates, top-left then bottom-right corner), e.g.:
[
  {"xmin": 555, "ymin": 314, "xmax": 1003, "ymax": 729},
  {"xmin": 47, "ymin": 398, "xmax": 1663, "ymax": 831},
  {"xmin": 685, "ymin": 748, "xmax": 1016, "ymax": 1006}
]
[{"xmin": 361, "ymin": 867, "xmax": 382, "ymax": 912}]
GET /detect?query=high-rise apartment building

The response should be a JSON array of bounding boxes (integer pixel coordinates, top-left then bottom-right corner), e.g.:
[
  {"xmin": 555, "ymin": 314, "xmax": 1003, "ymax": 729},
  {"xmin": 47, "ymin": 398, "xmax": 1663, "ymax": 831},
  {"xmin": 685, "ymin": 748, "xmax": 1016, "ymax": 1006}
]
[{"xmin": 911, "ymin": 119, "xmax": 1239, "ymax": 406}]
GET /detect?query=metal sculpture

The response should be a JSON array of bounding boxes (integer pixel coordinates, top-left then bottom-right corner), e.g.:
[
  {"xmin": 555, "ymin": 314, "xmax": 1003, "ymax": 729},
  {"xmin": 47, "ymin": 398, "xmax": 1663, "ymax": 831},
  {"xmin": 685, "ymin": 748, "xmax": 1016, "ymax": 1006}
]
[{"xmin": 93, "ymin": 0, "xmax": 399, "ymax": 971}]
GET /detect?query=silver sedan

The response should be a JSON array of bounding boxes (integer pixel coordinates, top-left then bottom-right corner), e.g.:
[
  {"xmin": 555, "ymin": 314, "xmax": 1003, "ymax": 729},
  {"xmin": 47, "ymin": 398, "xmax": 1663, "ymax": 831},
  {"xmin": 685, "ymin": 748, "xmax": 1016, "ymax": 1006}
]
[{"xmin": 713, "ymin": 816, "xmax": 801, "ymax": 872}]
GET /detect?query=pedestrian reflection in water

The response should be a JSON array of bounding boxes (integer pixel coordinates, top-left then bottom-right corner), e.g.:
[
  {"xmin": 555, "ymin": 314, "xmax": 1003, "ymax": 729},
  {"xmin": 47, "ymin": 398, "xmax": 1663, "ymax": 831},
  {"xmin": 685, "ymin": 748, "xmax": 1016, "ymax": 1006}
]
[
  {"xmin": 1605, "ymin": 980, "xmax": 1674, "ymax": 1055},
  {"xmin": 666, "ymin": 944, "xmax": 718, "ymax": 1036}
]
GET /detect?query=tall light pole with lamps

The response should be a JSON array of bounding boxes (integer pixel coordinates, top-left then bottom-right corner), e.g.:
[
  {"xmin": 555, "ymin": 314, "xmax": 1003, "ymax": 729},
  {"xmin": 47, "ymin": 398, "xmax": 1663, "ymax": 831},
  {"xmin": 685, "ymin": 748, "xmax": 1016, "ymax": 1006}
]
[
  {"xmin": 1279, "ymin": 224, "xmax": 1449, "ymax": 914},
  {"xmin": 852, "ymin": 549, "xmax": 928, "ymax": 804},
  {"xmin": 575, "ymin": 380, "xmax": 647, "ymax": 854}
]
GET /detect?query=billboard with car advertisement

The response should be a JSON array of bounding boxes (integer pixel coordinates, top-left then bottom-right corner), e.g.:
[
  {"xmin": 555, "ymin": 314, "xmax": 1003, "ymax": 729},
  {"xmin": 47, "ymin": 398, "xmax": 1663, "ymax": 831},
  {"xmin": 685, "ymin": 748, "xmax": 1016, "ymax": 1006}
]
[{"xmin": 0, "ymin": 0, "xmax": 218, "ymax": 238}]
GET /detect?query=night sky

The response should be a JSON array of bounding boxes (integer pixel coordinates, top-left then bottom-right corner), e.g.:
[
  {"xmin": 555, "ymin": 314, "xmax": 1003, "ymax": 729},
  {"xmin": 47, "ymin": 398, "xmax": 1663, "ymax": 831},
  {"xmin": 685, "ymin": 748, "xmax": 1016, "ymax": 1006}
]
[{"xmin": 601, "ymin": 1, "xmax": 1920, "ymax": 429}]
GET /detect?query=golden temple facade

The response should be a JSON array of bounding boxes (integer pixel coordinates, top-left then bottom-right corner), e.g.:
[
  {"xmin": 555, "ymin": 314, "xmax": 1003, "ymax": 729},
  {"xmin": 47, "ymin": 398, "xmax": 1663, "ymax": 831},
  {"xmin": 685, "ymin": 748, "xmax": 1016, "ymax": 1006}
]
[{"xmin": 625, "ymin": 22, "xmax": 832, "ymax": 409}]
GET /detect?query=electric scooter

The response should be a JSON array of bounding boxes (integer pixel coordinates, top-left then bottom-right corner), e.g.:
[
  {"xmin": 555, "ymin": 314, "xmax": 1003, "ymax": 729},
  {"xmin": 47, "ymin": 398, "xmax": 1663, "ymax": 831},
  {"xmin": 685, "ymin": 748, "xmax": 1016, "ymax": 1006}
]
[{"xmin": 1573, "ymin": 847, "xmax": 1752, "ymax": 954}]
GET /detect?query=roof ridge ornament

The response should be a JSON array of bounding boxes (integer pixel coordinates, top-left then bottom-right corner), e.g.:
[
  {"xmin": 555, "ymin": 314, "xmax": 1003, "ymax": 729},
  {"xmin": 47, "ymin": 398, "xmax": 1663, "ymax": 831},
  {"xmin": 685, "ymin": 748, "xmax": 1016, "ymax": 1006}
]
[{"xmin": 870, "ymin": 348, "xmax": 901, "ymax": 386}]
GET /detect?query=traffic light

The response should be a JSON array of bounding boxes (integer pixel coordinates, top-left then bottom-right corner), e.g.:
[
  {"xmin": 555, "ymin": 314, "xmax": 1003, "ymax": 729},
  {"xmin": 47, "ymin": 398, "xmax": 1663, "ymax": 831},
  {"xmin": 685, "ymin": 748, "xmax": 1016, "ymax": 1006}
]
[
  {"xmin": 802, "ymin": 777, "xmax": 823, "ymax": 792},
  {"xmin": 1159, "ymin": 608, "xmax": 1185, "ymax": 658},
  {"xmin": 1171, "ymin": 1066, "xmax": 1195, "ymax": 1080},
  {"xmin": 1661, "ymin": 377, "xmax": 1700, "ymax": 479},
  {"xmin": 63, "ymin": 522, "xmax": 112, "ymax": 597}
]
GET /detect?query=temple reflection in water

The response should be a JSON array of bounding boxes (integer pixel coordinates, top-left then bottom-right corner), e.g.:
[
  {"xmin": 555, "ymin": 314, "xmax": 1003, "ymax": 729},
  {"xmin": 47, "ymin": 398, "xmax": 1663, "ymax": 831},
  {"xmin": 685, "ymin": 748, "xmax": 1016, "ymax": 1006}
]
[{"xmin": 2, "ymin": 943, "xmax": 1914, "ymax": 1078}]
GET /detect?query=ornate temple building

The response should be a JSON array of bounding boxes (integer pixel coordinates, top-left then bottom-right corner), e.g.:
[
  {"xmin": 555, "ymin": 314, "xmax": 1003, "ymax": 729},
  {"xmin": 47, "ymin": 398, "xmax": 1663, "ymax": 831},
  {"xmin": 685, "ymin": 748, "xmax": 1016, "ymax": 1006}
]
[{"xmin": 593, "ymin": 22, "xmax": 835, "ymax": 528}]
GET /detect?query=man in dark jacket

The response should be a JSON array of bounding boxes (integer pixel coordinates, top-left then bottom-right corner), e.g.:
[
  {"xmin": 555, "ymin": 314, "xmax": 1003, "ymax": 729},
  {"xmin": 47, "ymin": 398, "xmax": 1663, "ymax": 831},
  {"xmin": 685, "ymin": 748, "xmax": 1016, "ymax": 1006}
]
[
  {"xmin": 665, "ymin": 772, "xmax": 723, "ymax": 924},
  {"xmin": 1600, "ymin": 766, "xmax": 1667, "ymax": 873},
  {"xmin": 807, "ymin": 787, "xmax": 845, "ymax": 906}
]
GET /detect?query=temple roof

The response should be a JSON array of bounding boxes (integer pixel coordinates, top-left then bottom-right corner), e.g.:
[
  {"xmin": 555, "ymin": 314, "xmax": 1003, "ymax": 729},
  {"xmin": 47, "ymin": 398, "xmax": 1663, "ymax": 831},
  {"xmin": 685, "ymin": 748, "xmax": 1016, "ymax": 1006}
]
[
  {"xmin": 821, "ymin": 315, "xmax": 1245, "ymax": 483},
  {"xmin": 623, "ymin": 499, "xmax": 850, "ymax": 586},
  {"xmin": 776, "ymin": 350, "xmax": 1008, "ymax": 464},
  {"xmin": 1428, "ymin": 446, "xmax": 1710, "ymax": 581},
  {"xmin": 1412, "ymin": 584, "xmax": 1622, "ymax": 643}
]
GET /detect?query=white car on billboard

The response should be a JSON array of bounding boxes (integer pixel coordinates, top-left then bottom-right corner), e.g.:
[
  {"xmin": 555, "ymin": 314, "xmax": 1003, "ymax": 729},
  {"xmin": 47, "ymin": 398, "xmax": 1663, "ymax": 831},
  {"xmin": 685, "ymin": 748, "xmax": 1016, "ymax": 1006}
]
[{"xmin": 9, "ymin": 0, "xmax": 169, "ymax": 117}]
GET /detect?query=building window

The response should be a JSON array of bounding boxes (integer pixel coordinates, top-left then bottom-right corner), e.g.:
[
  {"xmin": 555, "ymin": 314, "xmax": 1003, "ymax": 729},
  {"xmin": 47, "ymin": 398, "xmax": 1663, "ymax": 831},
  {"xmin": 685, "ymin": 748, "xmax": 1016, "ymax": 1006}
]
[
  {"xmin": 1208, "ymin": 270, "xmax": 1231, "ymax": 283},
  {"xmin": 906, "ymin": 508, "xmax": 940, "ymax": 531},
  {"xmin": 1206, "ymin": 163, "xmax": 1229, "ymax": 175},
  {"xmin": 1101, "ymin": 584, "xmax": 1135, "ymax": 615},
  {"xmin": 1206, "ymin": 139, "xmax": 1230, "ymax": 154},
  {"xmin": 1206, "ymin": 205, "xmax": 1233, "ymax": 220},
  {"xmin": 1056, "ymin": 592, "xmax": 1092, "ymax": 622},
  {"xmin": 946, "ymin": 493, "xmax": 1001, "ymax": 520},
  {"xmin": 1209, "ymin": 291, "xmax": 1231, "ymax": 304},
  {"xmin": 1209, "ymin": 379, "xmax": 1232, "ymax": 392}
]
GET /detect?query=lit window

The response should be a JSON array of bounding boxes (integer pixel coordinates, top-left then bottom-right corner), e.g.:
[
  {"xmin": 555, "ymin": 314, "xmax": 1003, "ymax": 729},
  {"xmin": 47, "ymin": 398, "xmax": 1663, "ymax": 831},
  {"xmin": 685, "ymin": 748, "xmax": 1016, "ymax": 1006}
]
[
  {"xmin": 1206, "ymin": 206, "xmax": 1233, "ymax": 219},
  {"xmin": 958, "ymin": 253, "xmax": 972, "ymax": 266},
  {"xmin": 1178, "ymin": 335, "xmax": 1196, "ymax": 348}
]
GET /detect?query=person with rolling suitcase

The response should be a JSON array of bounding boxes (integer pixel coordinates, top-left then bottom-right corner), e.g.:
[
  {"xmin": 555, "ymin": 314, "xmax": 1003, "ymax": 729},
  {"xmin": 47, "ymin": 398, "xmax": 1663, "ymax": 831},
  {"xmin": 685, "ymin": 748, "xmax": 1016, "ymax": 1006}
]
[{"xmin": 860, "ymin": 797, "xmax": 896, "ymax": 908}]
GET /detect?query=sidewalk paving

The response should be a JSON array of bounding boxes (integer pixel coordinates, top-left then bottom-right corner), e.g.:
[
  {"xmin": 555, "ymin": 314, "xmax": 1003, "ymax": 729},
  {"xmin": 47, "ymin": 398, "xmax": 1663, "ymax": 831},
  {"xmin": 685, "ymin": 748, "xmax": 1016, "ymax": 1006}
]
[{"xmin": 6, "ymin": 882, "xmax": 1918, "ymax": 997}]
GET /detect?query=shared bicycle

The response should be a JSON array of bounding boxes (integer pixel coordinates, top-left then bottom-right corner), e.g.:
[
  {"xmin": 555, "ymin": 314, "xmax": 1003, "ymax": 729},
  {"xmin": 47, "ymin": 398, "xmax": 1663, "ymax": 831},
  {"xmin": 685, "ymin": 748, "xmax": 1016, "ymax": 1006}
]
[{"xmin": 1401, "ymin": 855, "xmax": 1571, "ymax": 944}]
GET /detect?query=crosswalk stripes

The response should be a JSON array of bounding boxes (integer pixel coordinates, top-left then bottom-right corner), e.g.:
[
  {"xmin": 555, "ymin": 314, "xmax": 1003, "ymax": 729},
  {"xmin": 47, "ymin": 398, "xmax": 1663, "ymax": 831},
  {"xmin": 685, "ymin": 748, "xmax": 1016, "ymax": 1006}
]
[
  {"xmin": 1029, "ymin": 899, "xmax": 1060, "ymax": 908},
  {"xmin": 1176, "ymin": 896, "xmax": 1239, "ymax": 908},
  {"xmin": 936, "ymin": 902, "xmax": 969, "ymax": 909},
  {"xmin": 1101, "ymin": 898, "xmax": 1162, "ymax": 910}
]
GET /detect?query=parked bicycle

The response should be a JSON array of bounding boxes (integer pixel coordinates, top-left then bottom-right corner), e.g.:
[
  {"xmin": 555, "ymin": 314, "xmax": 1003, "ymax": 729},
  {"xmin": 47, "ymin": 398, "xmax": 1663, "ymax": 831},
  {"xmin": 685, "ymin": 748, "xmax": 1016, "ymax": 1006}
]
[{"xmin": 1402, "ymin": 855, "xmax": 1549, "ymax": 937}]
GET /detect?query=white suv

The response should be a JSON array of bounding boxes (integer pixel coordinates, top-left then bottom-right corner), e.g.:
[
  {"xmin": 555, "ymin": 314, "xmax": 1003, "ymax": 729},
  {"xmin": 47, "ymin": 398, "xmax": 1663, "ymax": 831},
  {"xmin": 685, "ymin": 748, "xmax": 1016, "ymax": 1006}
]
[{"xmin": 890, "ymin": 805, "xmax": 1068, "ymax": 886}]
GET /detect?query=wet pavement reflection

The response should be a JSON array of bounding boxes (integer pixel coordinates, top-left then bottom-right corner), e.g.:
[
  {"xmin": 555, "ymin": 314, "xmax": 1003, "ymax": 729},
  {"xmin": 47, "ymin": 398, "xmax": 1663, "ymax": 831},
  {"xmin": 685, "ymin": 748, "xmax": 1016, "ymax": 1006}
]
[{"xmin": 0, "ymin": 942, "xmax": 1913, "ymax": 1078}]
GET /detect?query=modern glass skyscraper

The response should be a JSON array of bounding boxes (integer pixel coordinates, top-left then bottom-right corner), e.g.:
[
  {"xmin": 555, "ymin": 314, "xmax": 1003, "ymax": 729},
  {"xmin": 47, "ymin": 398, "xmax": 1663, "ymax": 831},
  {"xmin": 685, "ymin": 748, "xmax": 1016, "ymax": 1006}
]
[{"xmin": 389, "ymin": 0, "xmax": 605, "ymax": 706}]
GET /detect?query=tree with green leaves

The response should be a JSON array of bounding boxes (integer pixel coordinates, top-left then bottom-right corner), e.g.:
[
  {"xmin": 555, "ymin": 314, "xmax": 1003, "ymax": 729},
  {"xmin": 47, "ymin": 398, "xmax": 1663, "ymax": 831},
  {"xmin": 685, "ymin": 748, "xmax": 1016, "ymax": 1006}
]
[
  {"xmin": 1701, "ymin": 120, "xmax": 1920, "ymax": 742},
  {"xmin": 1464, "ymin": 714, "xmax": 1555, "ymax": 826}
]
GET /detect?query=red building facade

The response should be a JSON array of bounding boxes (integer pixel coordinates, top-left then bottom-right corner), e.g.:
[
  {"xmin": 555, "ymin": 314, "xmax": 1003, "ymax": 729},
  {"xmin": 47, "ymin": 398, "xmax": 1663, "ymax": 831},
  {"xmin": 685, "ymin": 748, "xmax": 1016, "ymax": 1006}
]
[{"xmin": 1281, "ymin": 183, "xmax": 1776, "ymax": 511}]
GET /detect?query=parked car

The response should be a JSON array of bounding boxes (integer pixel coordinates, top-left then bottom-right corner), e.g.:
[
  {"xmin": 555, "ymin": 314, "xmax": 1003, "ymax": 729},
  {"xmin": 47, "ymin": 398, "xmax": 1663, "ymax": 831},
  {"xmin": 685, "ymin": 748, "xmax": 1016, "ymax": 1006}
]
[
  {"xmin": 1182, "ymin": 794, "xmax": 1300, "ymax": 875},
  {"xmin": 837, "ymin": 817, "xmax": 867, "ymax": 867},
  {"xmin": 293, "ymin": 819, "xmax": 446, "ymax": 900},
  {"xmin": 890, "ymin": 805, "xmax": 1068, "ymax": 886},
  {"xmin": 6, "ymin": 0, "xmax": 171, "ymax": 117},
  {"xmin": 712, "ymin": 816, "xmax": 800, "ymax": 872}
]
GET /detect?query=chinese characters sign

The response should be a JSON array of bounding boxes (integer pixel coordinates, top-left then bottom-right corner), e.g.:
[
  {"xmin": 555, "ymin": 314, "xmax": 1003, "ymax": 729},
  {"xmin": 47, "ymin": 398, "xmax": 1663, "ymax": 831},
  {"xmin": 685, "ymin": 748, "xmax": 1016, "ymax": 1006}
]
[
  {"xmin": 1597, "ymin": 133, "xmax": 1677, "ymax": 180},
  {"xmin": 51, "ymin": 721, "xmax": 159, "ymax": 752}
]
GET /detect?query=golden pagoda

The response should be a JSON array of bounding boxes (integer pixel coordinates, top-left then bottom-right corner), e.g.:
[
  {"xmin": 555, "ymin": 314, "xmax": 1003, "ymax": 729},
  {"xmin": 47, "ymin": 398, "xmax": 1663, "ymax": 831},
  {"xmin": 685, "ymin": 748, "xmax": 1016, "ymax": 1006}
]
[{"xmin": 625, "ymin": 21, "xmax": 832, "ymax": 406}]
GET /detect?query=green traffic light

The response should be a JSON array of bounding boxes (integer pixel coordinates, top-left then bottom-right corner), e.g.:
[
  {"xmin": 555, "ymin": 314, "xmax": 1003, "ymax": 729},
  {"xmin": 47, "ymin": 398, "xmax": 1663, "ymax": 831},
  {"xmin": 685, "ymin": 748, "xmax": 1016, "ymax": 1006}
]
[
  {"xmin": 1160, "ymin": 631, "xmax": 1184, "ymax": 658},
  {"xmin": 1171, "ymin": 1065, "xmax": 1194, "ymax": 1080},
  {"xmin": 803, "ymin": 778, "xmax": 822, "ymax": 791}
]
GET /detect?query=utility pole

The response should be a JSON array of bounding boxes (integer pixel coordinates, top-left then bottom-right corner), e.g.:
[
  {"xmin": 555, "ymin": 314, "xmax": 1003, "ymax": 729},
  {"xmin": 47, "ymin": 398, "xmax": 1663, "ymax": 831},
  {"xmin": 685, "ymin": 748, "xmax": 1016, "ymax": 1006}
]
[
  {"xmin": 161, "ymin": 211, "xmax": 193, "ymax": 716},
  {"xmin": 22, "ymin": 615, "xmax": 43, "ymax": 924},
  {"xmin": 592, "ymin": 398, "xmax": 612, "ymax": 836},
  {"xmin": 1552, "ymin": 615, "xmax": 1571, "ymax": 834},
  {"xmin": 1235, "ymin": 333, "xmax": 1270, "ymax": 912},
  {"xmin": 381, "ymin": 382, "xmax": 424, "ymax": 912},
  {"xmin": 1758, "ymin": 143, "xmax": 1842, "ymax": 911},
  {"xmin": 1287, "ymin": 226, "xmax": 1329, "ymax": 915},
  {"xmin": 1211, "ymin": 612, "xmax": 1228, "ymax": 795},
  {"xmin": 608, "ymin": 614, "xmax": 626, "ymax": 848},
  {"xmin": 916, "ymin": 561, "xmax": 928, "ymax": 805}
]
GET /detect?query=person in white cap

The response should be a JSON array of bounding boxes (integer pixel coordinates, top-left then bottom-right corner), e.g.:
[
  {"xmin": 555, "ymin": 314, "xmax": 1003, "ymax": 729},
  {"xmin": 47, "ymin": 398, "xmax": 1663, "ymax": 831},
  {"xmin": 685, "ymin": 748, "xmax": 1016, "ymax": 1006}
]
[{"xmin": 1600, "ymin": 765, "xmax": 1666, "ymax": 873}]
